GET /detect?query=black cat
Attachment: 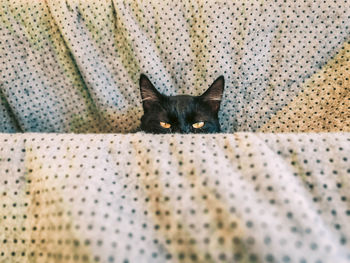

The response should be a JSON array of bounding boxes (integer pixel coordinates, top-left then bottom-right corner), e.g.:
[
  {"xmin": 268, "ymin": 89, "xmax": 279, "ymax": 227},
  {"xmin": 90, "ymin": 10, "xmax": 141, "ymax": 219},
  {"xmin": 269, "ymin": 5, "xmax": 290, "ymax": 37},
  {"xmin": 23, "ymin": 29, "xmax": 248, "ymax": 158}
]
[{"xmin": 139, "ymin": 74, "xmax": 224, "ymax": 133}]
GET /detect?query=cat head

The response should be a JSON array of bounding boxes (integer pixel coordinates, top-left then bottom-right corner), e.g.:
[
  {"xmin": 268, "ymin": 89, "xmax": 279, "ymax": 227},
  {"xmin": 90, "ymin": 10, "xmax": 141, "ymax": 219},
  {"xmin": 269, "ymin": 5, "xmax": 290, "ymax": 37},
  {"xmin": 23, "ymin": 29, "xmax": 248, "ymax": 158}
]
[{"xmin": 139, "ymin": 74, "xmax": 224, "ymax": 134}]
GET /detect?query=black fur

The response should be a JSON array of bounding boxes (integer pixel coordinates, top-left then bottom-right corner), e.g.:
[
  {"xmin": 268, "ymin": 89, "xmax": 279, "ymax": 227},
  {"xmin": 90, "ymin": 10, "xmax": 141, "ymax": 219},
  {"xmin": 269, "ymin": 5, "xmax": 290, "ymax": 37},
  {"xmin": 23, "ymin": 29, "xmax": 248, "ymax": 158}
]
[{"xmin": 139, "ymin": 74, "xmax": 224, "ymax": 134}]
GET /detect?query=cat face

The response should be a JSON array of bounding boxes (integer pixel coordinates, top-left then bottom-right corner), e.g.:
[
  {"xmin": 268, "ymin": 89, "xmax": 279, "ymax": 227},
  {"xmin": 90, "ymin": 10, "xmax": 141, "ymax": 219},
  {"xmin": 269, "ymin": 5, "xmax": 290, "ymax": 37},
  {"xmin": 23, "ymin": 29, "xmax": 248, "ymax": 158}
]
[{"xmin": 139, "ymin": 74, "xmax": 224, "ymax": 134}]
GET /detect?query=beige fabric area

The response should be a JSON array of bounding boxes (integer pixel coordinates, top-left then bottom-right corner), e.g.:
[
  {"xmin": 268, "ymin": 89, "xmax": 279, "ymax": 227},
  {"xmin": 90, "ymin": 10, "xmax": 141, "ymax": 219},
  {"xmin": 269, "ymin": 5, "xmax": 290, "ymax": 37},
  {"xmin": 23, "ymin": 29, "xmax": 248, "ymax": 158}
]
[
  {"xmin": 260, "ymin": 42, "xmax": 350, "ymax": 133},
  {"xmin": 0, "ymin": 133, "xmax": 350, "ymax": 263},
  {"xmin": 0, "ymin": 0, "xmax": 349, "ymax": 133},
  {"xmin": 1, "ymin": 1, "xmax": 350, "ymax": 263}
]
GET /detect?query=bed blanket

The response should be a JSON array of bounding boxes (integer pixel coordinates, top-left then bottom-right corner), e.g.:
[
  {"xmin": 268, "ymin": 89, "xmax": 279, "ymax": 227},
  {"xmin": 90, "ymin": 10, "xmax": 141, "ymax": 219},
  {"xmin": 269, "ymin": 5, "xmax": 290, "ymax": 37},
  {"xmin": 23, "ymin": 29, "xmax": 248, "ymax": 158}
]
[
  {"xmin": 1, "ymin": 1, "xmax": 350, "ymax": 263},
  {"xmin": 0, "ymin": 0, "xmax": 349, "ymax": 133},
  {"xmin": 0, "ymin": 132, "xmax": 350, "ymax": 263}
]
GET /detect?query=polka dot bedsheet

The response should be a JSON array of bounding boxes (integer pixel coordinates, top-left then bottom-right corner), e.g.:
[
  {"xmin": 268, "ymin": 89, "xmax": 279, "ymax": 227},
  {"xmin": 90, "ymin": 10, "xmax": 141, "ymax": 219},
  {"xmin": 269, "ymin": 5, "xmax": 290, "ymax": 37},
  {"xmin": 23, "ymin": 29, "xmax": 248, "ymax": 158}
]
[
  {"xmin": 0, "ymin": 133, "xmax": 350, "ymax": 263},
  {"xmin": 1, "ymin": 1, "xmax": 350, "ymax": 263},
  {"xmin": 0, "ymin": 0, "xmax": 349, "ymax": 133}
]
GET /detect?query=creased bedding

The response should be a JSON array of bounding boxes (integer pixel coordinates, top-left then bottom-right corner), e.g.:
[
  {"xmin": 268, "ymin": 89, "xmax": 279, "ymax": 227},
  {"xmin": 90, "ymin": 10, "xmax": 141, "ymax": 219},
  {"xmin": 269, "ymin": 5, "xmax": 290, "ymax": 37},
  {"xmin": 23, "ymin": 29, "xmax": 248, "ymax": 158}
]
[
  {"xmin": 0, "ymin": 133, "xmax": 349, "ymax": 263},
  {"xmin": 1, "ymin": 0, "xmax": 350, "ymax": 263},
  {"xmin": 0, "ymin": 0, "xmax": 349, "ymax": 133}
]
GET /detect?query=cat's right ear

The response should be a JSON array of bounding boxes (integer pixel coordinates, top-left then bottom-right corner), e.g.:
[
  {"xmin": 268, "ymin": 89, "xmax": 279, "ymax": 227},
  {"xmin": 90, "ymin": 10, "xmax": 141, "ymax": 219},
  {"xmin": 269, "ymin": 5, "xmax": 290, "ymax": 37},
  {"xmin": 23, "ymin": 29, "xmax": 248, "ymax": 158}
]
[
  {"xmin": 140, "ymin": 74, "xmax": 162, "ymax": 111},
  {"xmin": 199, "ymin": 76, "xmax": 225, "ymax": 113}
]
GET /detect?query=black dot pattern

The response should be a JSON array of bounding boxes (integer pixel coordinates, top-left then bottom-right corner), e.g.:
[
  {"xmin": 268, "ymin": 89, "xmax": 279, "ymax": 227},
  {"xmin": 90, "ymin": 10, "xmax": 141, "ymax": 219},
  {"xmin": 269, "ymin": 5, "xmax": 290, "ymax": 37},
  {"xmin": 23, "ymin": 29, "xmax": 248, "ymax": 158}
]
[
  {"xmin": 1, "ymin": 1, "xmax": 349, "ymax": 133},
  {"xmin": 0, "ymin": 133, "xmax": 349, "ymax": 262},
  {"xmin": 0, "ymin": 89, "xmax": 20, "ymax": 132}
]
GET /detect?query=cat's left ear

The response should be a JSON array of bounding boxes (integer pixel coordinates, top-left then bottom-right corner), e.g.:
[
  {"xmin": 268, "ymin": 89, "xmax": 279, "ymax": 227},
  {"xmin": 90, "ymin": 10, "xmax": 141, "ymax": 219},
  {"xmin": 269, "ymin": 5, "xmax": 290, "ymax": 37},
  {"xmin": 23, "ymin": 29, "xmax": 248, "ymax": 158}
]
[
  {"xmin": 139, "ymin": 74, "xmax": 163, "ymax": 112},
  {"xmin": 199, "ymin": 76, "xmax": 224, "ymax": 113}
]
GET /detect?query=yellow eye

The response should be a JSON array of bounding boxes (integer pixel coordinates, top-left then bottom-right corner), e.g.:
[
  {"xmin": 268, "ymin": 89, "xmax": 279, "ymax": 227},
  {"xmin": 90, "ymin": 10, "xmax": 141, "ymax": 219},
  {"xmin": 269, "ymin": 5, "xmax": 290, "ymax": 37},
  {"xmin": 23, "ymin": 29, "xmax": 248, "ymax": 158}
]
[
  {"xmin": 160, "ymin": 122, "xmax": 171, "ymax": 129},
  {"xmin": 192, "ymin": 121, "xmax": 205, "ymax": 129}
]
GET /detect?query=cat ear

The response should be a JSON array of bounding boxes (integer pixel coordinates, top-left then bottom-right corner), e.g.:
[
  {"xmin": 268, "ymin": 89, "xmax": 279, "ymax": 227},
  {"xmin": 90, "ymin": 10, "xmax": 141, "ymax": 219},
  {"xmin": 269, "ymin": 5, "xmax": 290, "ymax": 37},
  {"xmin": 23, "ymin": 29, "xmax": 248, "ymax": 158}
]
[
  {"xmin": 140, "ymin": 74, "xmax": 162, "ymax": 111},
  {"xmin": 199, "ymin": 76, "xmax": 224, "ymax": 113}
]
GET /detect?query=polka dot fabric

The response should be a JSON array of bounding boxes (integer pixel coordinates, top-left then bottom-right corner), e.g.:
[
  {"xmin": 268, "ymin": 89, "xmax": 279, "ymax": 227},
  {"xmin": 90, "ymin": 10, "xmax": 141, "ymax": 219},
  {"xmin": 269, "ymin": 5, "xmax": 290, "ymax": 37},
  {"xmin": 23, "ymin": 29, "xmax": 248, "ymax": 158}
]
[
  {"xmin": 0, "ymin": 133, "xmax": 349, "ymax": 262},
  {"xmin": 0, "ymin": 90, "xmax": 19, "ymax": 132},
  {"xmin": 1, "ymin": 0, "xmax": 349, "ymax": 133},
  {"xmin": 1, "ymin": 1, "xmax": 350, "ymax": 263}
]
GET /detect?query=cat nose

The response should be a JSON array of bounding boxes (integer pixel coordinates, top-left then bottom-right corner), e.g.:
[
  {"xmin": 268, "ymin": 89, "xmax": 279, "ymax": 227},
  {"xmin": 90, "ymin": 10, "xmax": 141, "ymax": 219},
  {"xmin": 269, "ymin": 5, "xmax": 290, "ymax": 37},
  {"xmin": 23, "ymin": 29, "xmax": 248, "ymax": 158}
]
[{"xmin": 180, "ymin": 125, "xmax": 190, "ymax": 134}]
